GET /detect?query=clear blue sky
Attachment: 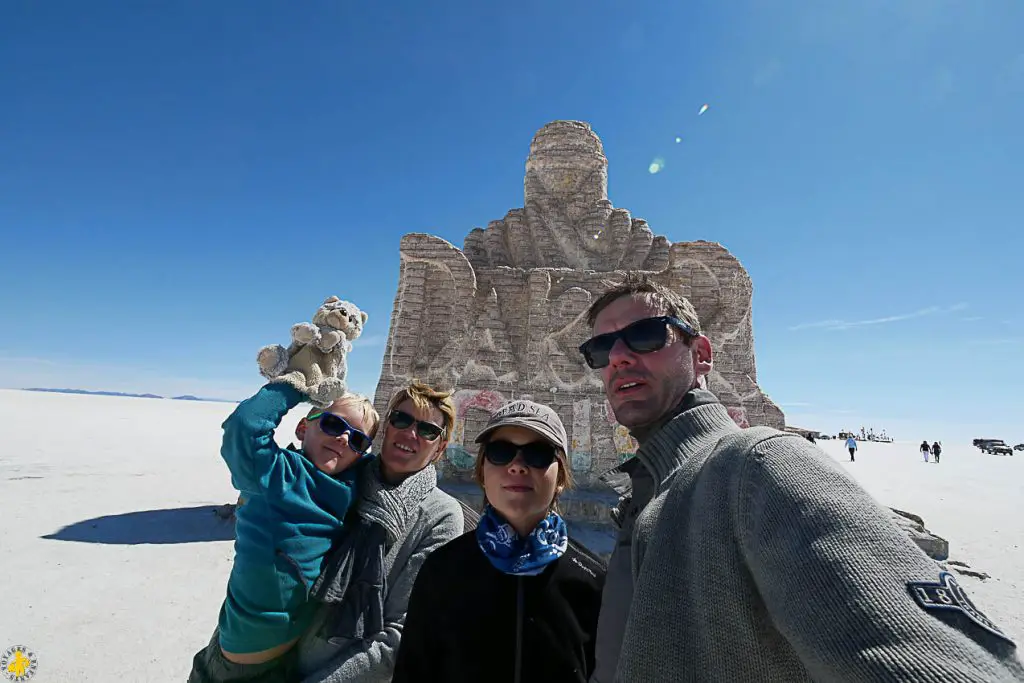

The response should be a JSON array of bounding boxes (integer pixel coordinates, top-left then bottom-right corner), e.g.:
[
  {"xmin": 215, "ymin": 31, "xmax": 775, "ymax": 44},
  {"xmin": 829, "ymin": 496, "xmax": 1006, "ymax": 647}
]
[{"xmin": 2, "ymin": 0, "xmax": 1021, "ymax": 443}]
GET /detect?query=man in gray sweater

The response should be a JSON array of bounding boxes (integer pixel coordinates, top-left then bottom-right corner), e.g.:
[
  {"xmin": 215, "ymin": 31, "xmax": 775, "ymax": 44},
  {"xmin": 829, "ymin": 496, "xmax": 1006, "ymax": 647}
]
[{"xmin": 580, "ymin": 274, "xmax": 1022, "ymax": 683}]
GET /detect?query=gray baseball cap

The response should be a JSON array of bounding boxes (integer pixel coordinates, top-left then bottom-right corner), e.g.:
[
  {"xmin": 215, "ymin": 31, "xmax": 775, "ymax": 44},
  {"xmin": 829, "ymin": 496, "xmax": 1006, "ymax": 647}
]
[{"xmin": 474, "ymin": 400, "xmax": 568, "ymax": 452}]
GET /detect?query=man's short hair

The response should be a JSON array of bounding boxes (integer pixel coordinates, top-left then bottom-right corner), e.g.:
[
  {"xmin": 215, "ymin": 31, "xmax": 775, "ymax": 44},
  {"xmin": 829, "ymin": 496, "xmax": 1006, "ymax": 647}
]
[
  {"xmin": 384, "ymin": 380, "xmax": 457, "ymax": 437},
  {"xmin": 585, "ymin": 272, "xmax": 702, "ymax": 333}
]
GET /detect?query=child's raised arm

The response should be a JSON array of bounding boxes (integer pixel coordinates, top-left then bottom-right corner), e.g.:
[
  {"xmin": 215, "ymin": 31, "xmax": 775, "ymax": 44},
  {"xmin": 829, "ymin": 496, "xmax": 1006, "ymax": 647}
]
[{"xmin": 220, "ymin": 383, "xmax": 305, "ymax": 494}]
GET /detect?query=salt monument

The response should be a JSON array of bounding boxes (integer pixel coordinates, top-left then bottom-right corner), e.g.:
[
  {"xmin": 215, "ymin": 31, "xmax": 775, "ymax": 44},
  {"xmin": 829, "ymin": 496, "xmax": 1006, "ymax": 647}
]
[{"xmin": 373, "ymin": 120, "xmax": 784, "ymax": 489}]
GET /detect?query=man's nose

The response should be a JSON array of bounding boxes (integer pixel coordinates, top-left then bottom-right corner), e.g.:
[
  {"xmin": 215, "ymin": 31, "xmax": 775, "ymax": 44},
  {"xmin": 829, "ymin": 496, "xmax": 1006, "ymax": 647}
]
[{"xmin": 607, "ymin": 337, "xmax": 635, "ymax": 367}]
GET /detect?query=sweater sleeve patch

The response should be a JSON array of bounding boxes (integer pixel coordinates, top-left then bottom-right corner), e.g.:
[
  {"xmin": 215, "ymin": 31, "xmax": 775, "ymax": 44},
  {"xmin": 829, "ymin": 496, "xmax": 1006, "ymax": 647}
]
[{"xmin": 908, "ymin": 571, "xmax": 1015, "ymax": 647}]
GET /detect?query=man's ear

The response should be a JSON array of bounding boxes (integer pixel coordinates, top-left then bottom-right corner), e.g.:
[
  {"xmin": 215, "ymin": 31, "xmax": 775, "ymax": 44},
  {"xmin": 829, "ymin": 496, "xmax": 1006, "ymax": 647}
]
[
  {"xmin": 693, "ymin": 335, "xmax": 713, "ymax": 382},
  {"xmin": 295, "ymin": 418, "xmax": 308, "ymax": 442}
]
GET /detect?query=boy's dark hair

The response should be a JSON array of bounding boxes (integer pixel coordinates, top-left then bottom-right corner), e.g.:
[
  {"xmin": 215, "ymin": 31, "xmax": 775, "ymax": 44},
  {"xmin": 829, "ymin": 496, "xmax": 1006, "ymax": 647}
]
[{"xmin": 585, "ymin": 272, "xmax": 702, "ymax": 333}]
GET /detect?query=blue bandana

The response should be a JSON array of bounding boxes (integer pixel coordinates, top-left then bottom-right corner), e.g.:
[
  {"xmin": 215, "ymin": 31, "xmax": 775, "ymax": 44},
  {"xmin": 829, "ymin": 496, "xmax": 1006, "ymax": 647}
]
[{"xmin": 476, "ymin": 505, "xmax": 569, "ymax": 576}]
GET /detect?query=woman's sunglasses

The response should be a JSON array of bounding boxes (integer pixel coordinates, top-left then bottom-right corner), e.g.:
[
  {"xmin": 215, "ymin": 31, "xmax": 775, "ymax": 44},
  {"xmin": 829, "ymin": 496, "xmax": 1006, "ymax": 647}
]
[
  {"xmin": 578, "ymin": 315, "xmax": 696, "ymax": 369},
  {"xmin": 483, "ymin": 440, "xmax": 558, "ymax": 469},
  {"xmin": 388, "ymin": 409, "xmax": 445, "ymax": 442},
  {"xmin": 307, "ymin": 411, "xmax": 373, "ymax": 455}
]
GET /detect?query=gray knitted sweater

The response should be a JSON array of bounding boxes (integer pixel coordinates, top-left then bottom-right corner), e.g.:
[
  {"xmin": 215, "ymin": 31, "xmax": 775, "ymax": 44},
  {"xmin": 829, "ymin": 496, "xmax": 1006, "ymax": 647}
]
[
  {"xmin": 295, "ymin": 463, "xmax": 464, "ymax": 682},
  {"xmin": 616, "ymin": 399, "xmax": 1023, "ymax": 682}
]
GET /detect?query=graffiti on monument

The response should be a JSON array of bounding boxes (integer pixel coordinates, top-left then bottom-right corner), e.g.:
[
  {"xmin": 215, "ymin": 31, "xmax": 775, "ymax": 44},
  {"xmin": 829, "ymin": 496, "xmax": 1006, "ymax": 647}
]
[
  {"xmin": 727, "ymin": 406, "xmax": 750, "ymax": 429},
  {"xmin": 570, "ymin": 399, "xmax": 593, "ymax": 473},
  {"xmin": 445, "ymin": 388, "xmax": 506, "ymax": 470},
  {"xmin": 603, "ymin": 400, "xmax": 640, "ymax": 463}
]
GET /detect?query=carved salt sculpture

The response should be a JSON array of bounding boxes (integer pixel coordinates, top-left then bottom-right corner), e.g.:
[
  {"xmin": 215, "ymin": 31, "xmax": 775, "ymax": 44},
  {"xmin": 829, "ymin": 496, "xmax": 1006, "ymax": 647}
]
[{"xmin": 374, "ymin": 121, "xmax": 784, "ymax": 495}]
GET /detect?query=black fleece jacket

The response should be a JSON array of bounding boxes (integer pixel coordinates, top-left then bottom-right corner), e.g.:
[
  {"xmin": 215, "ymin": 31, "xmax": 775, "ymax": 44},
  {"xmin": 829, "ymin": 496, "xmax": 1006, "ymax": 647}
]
[{"xmin": 391, "ymin": 530, "xmax": 606, "ymax": 683}]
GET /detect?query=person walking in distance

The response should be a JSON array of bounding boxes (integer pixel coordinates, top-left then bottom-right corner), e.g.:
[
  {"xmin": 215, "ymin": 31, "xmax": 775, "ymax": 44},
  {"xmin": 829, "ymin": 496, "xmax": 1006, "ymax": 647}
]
[
  {"xmin": 579, "ymin": 273, "xmax": 1022, "ymax": 682},
  {"xmin": 920, "ymin": 440, "xmax": 931, "ymax": 463},
  {"xmin": 845, "ymin": 435, "xmax": 857, "ymax": 462},
  {"xmin": 933, "ymin": 441, "xmax": 942, "ymax": 464}
]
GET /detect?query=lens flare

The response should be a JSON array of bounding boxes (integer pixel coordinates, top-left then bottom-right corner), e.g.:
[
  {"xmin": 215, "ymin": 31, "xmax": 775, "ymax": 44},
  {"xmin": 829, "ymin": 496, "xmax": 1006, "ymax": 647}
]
[
  {"xmin": 698, "ymin": 104, "xmax": 709, "ymax": 115},
  {"xmin": 648, "ymin": 157, "xmax": 665, "ymax": 174}
]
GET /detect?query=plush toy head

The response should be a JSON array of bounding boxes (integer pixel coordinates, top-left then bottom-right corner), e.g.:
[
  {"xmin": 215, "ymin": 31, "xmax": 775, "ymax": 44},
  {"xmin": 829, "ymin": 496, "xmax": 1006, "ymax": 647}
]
[{"xmin": 313, "ymin": 296, "xmax": 367, "ymax": 341}]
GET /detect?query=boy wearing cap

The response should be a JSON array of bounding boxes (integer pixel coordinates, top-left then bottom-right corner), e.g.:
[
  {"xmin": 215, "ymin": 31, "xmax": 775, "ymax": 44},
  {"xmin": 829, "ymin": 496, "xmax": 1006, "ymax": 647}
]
[{"xmin": 392, "ymin": 399, "xmax": 607, "ymax": 683}]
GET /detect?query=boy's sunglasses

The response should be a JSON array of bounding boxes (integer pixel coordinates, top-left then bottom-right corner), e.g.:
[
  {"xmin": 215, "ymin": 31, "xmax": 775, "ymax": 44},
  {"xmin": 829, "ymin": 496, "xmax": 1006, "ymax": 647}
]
[
  {"xmin": 578, "ymin": 316, "xmax": 696, "ymax": 370},
  {"xmin": 483, "ymin": 440, "xmax": 557, "ymax": 469},
  {"xmin": 307, "ymin": 411, "xmax": 373, "ymax": 455},
  {"xmin": 388, "ymin": 409, "xmax": 445, "ymax": 442}
]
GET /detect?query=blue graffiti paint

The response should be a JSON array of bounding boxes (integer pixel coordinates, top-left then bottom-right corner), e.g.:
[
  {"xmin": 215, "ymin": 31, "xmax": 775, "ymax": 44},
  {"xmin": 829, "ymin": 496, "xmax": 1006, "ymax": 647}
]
[
  {"xmin": 446, "ymin": 445, "xmax": 476, "ymax": 470},
  {"xmin": 571, "ymin": 451, "xmax": 593, "ymax": 472}
]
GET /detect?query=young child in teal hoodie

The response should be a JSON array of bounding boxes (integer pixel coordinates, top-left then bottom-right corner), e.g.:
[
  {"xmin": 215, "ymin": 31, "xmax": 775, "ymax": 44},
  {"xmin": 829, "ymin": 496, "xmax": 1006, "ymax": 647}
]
[{"xmin": 214, "ymin": 381, "xmax": 379, "ymax": 666}]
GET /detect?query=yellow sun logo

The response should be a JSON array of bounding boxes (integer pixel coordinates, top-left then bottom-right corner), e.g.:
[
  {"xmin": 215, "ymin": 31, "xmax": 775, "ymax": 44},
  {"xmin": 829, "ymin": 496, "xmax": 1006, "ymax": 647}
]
[{"xmin": 1, "ymin": 646, "xmax": 37, "ymax": 682}]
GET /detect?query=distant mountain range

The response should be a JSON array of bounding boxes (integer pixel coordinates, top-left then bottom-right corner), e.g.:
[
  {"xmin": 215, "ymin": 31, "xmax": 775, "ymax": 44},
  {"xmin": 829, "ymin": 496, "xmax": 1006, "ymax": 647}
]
[{"xmin": 22, "ymin": 388, "xmax": 237, "ymax": 403}]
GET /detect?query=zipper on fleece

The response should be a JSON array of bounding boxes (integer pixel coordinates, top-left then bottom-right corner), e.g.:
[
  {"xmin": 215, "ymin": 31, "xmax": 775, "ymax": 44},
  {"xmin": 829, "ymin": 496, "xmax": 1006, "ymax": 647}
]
[{"xmin": 514, "ymin": 576, "xmax": 524, "ymax": 683}]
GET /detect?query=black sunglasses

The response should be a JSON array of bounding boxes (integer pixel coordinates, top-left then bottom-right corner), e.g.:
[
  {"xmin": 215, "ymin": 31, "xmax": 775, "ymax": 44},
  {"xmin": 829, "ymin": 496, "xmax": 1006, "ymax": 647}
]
[
  {"xmin": 307, "ymin": 411, "xmax": 373, "ymax": 455},
  {"xmin": 483, "ymin": 440, "xmax": 558, "ymax": 469},
  {"xmin": 388, "ymin": 409, "xmax": 445, "ymax": 442},
  {"xmin": 578, "ymin": 315, "xmax": 696, "ymax": 369}
]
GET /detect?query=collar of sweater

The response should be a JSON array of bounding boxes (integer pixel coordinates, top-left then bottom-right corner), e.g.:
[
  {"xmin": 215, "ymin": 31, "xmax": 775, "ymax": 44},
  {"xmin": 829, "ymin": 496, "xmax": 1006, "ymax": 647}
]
[
  {"xmin": 356, "ymin": 458, "xmax": 438, "ymax": 544},
  {"xmin": 632, "ymin": 389, "xmax": 741, "ymax": 490}
]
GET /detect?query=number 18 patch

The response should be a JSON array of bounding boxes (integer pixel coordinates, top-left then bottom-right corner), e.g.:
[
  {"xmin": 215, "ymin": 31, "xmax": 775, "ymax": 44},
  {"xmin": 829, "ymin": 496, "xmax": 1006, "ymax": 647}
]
[{"xmin": 907, "ymin": 571, "xmax": 1015, "ymax": 646}]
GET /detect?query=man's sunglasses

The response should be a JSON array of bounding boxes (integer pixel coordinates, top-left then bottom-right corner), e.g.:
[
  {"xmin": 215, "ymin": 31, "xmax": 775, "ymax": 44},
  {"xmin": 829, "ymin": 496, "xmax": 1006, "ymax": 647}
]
[
  {"xmin": 578, "ymin": 315, "xmax": 697, "ymax": 369},
  {"xmin": 388, "ymin": 409, "xmax": 445, "ymax": 442},
  {"xmin": 483, "ymin": 440, "xmax": 558, "ymax": 469},
  {"xmin": 307, "ymin": 411, "xmax": 373, "ymax": 455}
]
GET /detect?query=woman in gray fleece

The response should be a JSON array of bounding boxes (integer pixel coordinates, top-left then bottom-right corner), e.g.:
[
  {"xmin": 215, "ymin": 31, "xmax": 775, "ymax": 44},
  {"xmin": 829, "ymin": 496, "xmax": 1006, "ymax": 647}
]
[{"xmin": 292, "ymin": 381, "xmax": 466, "ymax": 682}]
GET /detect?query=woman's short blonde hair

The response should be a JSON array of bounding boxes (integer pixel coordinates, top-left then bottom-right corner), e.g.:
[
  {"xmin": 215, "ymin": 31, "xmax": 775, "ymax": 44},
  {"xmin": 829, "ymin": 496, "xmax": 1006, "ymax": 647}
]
[
  {"xmin": 472, "ymin": 433, "xmax": 574, "ymax": 513},
  {"xmin": 384, "ymin": 380, "xmax": 457, "ymax": 438}
]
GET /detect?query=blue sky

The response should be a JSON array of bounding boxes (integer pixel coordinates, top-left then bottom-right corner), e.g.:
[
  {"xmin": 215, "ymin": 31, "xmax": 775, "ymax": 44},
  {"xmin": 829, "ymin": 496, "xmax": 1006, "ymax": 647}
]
[{"xmin": 2, "ymin": 0, "xmax": 1022, "ymax": 443}]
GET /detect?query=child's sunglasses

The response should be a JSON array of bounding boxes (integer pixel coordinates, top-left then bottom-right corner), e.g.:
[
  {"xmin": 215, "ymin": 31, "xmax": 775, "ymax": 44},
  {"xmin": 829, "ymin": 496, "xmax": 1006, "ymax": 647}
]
[
  {"xmin": 388, "ymin": 409, "xmax": 445, "ymax": 442},
  {"xmin": 307, "ymin": 411, "xmax": 373, "ymax": 455},
  {"xmin": 483, "ymin": 440, "xmax": 558, "ymax": 469},
  {"xmin": 578, "ymin": 315, "xmax": 697, "ymax": 369}
]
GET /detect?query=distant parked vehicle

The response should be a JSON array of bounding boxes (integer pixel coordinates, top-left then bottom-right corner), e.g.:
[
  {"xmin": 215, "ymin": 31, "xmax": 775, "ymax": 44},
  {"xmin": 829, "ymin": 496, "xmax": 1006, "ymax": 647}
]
[
  {"xmin": 982, "ymin": 441, "xmax": 1013, "ymax": 455},
  {"xmin": 1014, "ymin": 444, "xmax": 1024, "ymax": 452}
]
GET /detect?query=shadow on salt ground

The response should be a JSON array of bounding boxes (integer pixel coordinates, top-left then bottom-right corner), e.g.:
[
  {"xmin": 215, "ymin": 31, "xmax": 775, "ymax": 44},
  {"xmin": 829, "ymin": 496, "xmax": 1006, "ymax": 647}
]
[{"xmin": 42, "ymin": 505, "xmax": 236, "ymax": 545}]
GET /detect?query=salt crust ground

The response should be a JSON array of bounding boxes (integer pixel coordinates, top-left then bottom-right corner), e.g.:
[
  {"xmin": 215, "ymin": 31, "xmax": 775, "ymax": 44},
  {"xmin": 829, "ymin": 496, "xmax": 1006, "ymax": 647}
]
[{"xmin": 1, "ymin": 389, "xmax": 1020, "ymax": 681}]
